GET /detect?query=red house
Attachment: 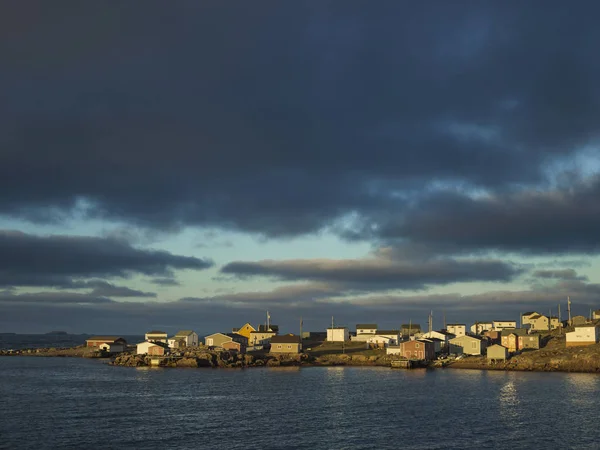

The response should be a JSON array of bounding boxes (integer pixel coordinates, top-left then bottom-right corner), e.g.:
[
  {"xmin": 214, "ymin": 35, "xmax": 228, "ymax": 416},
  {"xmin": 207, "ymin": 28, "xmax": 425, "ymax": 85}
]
[{"xmin": 399, "ymin": 339, "xmax": 435, "ymax": 361}]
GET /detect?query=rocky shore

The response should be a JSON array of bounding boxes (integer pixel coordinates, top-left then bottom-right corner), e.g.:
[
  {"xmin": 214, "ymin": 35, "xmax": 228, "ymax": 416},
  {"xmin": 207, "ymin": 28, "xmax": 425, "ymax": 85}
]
[
  {"xmin": 110, "ymin": 348, "xmax": 396, "ymax": 368},
  {"xmin": 0, "ymin": 346, "xmax": 105, "ymax": 358}
]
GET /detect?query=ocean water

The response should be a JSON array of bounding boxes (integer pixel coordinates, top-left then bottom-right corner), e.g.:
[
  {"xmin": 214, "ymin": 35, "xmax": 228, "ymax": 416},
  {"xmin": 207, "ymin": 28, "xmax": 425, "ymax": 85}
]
[{"xmin": 1, "ymin": 357, "xmax": 599, "ymax": 450}]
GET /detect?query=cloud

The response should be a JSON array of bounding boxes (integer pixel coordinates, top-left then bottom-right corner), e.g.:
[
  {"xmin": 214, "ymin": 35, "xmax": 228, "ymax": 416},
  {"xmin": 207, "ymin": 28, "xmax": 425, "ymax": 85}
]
[
  {"xmin": 221, "ymin": 249, "xmax": 522, "ymax": 290},
  {"xmin": 0, "ymin": 230, "xmax": 213, "ymax": 288},
  {"xmin": 0, "ymin": 291, "xmax": 114, "ymax": 305},
  {"xmin": 532, "ymin": 269, "xmax": 588, "ymax": 281},
  {"xmin": 1, "ymin": 2, "xmax": 600, "ymax": 240},
  {"xmin": 82, "ymin": 280, "xmax": 156, "ymax": 298}
]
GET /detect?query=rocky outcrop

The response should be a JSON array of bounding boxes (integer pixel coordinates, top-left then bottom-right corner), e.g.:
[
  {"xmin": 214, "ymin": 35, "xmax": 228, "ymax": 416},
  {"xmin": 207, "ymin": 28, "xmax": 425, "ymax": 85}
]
[{"xmin": 110, "ymin": 353, "xmax": 146, "ymax": 367}]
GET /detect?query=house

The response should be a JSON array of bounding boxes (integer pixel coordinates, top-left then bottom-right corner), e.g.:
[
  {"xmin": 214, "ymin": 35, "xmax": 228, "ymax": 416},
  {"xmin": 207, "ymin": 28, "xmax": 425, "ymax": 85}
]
[
  {"xmin": 483, "ymin": 330, "xmax": 501, "ymax": 345},
  {"xmin": 249, "ymin": 330, "xmax": 277, "ymax": 348},
  {"xmin": 365, "ymin": 334, "xmax": 395, "ymax": 348},
  {"xmin": 487, "ymin": 344, "xmax": 509, "ymax": 362},
  {"xmin": 401, "ymin": 324, "xmax": 422, "ymax": 336},
  {"xmin": 421, "ymin": 330, "xmax": 454, "ymax": 349},
  {"xmin": 470, "ymin": 322, "xmax": 493, "ymax": 335},
  {"xmin": 528, "ymin": 314, "xmax": 561, "ymax": 331},
  {"xmin": 593, "ymin": 309, "xmax": 600, "ymax": 320},
  {"xmin": 222, "ymin": 341, "xmax": 245, "ymax": 353},
  {"xmin": 168, "ymin": 337, "xmax": 186, "ymax": 349},
  {"xmin": 521, "ymin": 312, "xmax": 540, "ymax": 327},
  {"xmin": 170, "ymin": 330, "xmax": 199, "ymax": 347},
  {"xmin": 86, "ymin": 336, "xmax": 127, "ymax": 349},
  {"xmin": 98, "ymin": 342, "xmax": 126, "ymax": 354},
  {"xmin": 270, "ymin": 334, "xmax": 302, "ymax": 354},
  {"xmin": 571, "ymin": 315, "xmax": 588, "ymax": 326},
  {"xmin": 493, "ymin": 320, "xmax": 517, "ymax": 331},
  {"xmin": 205, "ymin": 333, "xmax": 248, "ymax": 348},
  {"xmin": 446, "ymin": 324, "xmax": 466, "ymax": 337},
  {"xmin": 427, "ymin": 337, "xmax": 444, "ymax": 353},
  {"xmin": 449, "ymin": 335, "xmax": 485, "ymax": 356},
  {"xmin": 232, "ymin": 323, "xmax": 256, "ymax": 340},
  {"xmin": 356, "ymin": 324, "xmax": 377, "ymax": 334},
  {"xmin": 566, "ymin": 325, "xmax": 600, "ymax": 347},
  {"xmin": 500, "ymin": 328, "xmax": 528, "ymax": 353},
  {"xmin": 518, "ymin": 334, "xmax": 540, "ymax": 350},
  {"xmin": 352, "ymin": 324, "xmax": 378, "ymax": 342},
  {"xmin": 327, "ymin": 327, "xmax": 349, "ymax": 342},
  {"xmin": 376, "ymin": 330, "xmax": 400, "ymax": 344},
  {"xmin": 396, "ymin": 339, "xmax": 435, "ymax": 361},
  {"xmin": 137, "ymin": 341, "xmax": 169, "ymax": 356},
  {"xmin": 144, "ymin": 330, "xmax": 168, "ymax": 343}
]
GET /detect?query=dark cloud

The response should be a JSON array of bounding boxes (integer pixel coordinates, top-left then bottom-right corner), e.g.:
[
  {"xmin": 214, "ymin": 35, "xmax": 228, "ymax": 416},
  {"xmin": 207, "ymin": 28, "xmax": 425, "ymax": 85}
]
[
  {"xmin": 82, "ymin": 280, "xmax": 156, "ymax": 298},
  {"xmin": 0, "ymin": 291, "xmax": 114, "ymax": 305},
  {"xmin": 1, "ymin": 2, "xmax": 600, "ymax": 239},
  {"xmin": 364, "ymin": 176, "xmax": 600, "ymax": 255},
  {"xmin": 532, "ymin": 269, "xmax": 588, "ymax": 281},
  {"xmin": 149, "ymin": 277, "xmax": 181, "ymax": 287},
  {"xmin": 0, "ymin": 230, "xmax": 213, "ymax": 288},
  {"xmin": 221, "ymin": 251, "xmax": 523, "ymax": 290}
]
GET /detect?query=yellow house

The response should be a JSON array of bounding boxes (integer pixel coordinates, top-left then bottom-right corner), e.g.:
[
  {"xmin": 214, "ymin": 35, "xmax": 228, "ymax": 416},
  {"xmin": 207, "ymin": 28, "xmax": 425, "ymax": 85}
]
[{"xmin": 233, "ymin": 323, "xmax": 256, "ymax": 340}]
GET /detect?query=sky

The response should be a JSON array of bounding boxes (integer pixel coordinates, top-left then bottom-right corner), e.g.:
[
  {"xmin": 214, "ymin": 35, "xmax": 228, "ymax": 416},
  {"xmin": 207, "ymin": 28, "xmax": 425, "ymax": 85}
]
[{"xmin": 2, "ymin": 1, "xmax": 600, "ymax": 335}]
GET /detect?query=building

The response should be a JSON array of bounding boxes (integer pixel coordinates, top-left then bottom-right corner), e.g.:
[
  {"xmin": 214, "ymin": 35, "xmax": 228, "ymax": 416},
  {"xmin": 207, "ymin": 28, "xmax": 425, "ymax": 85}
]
[
  {"xmin": 483, "ymin": 330, "xmax": 501, "ymax": 345},
  {"xmin": 327, "ymin": 327, "xmax": 349, "ymax": 342},
  {"xmin": 593, "ymin": 309, "xmax": 600, "ymax": 320},
  {"xmin": 356, "ymin": 324, "xmax": 377, "ymax": 334},
  {"xmin": 521, "ymin": 312, "xmax": 540, "ymax": 327},
  {"xmin": 98, "ymin": 342, "xmax": 126, "ymax": 354},
  {"xmin": 493, "ymin": 320, "xmax": 517, "ymax": 331},
  {"xmin": 449, "ymin": 335, "xmax": 484, "ymax": 356},
  {"xmin": 500, "ymin": 329, "xmax": 528, "ymax": 353},
  {"xmin": 222, "ymin": 341, "xmax": 245, "ymax": 353},
  {"xmin": 487, "ymin": 344, "xmax": 509, "ymax": 362},
  {"xmin": 270, "ymin": 334, "xmax": 302, "ymax": 354},
  {"xmin": 421, "ymin": 330, "xmax": 453, "ymax": 349},
  {"xmin": 397, "ymin": 339, "xmax": 435, "ymax": 361},
  {"xmin": 571, "ymin": 315, "xmax": 588, "ymax": 326},
  {"xmin": 518, "ymin": 334, "xmax": 540, "ymax": 350},
  {"xmin": 170, "ymin": 330, "xmax": 199, "ymax": 347},
  {"xmin": 401, "ymin": 324, "xmax": 422, "ymax": 336},
  {"xmin": 527, "ymin": 314, "xmax": 560, "ymax": 331},
  {"xmin": 249, "ymin": 330, "xmax": 277, "ymax": 348},
  {"xmin": 470, "ymin": 322, "xmax": 494, "ymax": 335},
  {"xmin": 86, "ymin": 336, "xmax": 127, "ymax": 349},
  {"xmin": 205, "ymin": 333, "xmax": 248, "ymax": 348},
  {"xmin": 446, "ymin": 324, "xmax": 466, "ymax": 337},
  {"xmin": 232, "ymin": 323, "xmax": 256, "ymax": 340},
  {"xmin": 365, "ymin": 334, "xmax": 395, "ymax": 348},
  {"xmin": 566, "ymin": 325, "xmax": 600, "ymax": 347},
  {"xmin": 375, "ymin": 330, "xmax": 400, "ymax": 343},
  {"xmin": 144, "ymin": 331, "xmax": 168, "ymax": 343},
  {"xmin": 137, "ymin": 341, "xmax": 169, "ymax": 356}
]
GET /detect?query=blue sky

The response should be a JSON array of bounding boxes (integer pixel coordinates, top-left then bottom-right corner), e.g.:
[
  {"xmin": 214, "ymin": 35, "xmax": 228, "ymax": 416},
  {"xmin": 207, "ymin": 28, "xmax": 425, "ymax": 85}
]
[{"xmin": 2, "ymin": 2, "xmax": 600, "ymax": 334}]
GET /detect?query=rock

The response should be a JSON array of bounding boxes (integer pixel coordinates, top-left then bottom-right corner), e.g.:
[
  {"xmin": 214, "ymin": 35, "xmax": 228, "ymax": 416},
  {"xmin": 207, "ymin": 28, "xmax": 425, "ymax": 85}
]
[{"xmin": 176, "ymin": 358, "xmax": 199, "ymax": 368}]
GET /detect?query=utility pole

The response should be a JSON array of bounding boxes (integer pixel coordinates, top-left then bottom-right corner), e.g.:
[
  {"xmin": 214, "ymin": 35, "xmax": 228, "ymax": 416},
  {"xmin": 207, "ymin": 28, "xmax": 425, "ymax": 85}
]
[
  {"xmin": 558, "ymin": 303, "xmax": 562, "ymax": 335},
  {"xmin": 428, "ymin": 311, "xmax": 433, "ymax": 334},
  {"xmin": 548, "ymin": 308, "xmax": 552, "ymax": 332},
  {"xmin": 443, "ymin": 311, "xmax": 447, "ymax": 330},
  {"xmin": 567, "ymin": 296, "xmax": 572, "ymax": 327},
  {"xmin": 300, "ymin": 316, "xmax": 303, "ymax": 340}
]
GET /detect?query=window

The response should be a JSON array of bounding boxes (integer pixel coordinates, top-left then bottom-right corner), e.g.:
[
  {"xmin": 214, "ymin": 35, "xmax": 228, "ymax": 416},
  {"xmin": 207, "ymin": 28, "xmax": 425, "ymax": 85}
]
[
  {"xmin": 288, "ymin": 345, "xmax": 292, "ymax": 349},
  {"xmin": 415, "ymin": 343, "xmax": 420, "ymax": 348},
  {"xmin": 207, "ymin": 338, "xmax": 213, "ymax": 346},
  {"xmin": 471, "ymin": 342, "xmax": 477, "ymax": 349},
  {"xmin": 277, "ymin": 345, "xmax": 282, "ymax": 349}
]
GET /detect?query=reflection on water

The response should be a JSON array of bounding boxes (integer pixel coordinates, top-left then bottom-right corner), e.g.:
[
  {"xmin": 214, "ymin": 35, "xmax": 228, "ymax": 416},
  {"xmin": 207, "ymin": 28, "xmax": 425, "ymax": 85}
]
[{"xmin": 3, "ymin": 358, "xmax": 600, "ymax": 450}]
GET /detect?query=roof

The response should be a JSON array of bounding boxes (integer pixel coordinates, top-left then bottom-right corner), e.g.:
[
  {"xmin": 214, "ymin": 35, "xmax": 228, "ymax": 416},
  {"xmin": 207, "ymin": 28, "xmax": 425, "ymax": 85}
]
[
  {"xmin": 500, "ymin": 328, "xmax": 528, "ymax": 336},
  {"xmin": 488, "ymin": 344, "xmax": 508, "ymax": 350},
  {"xmin": 86, "ymin": 336, "xmax": 124, "ymax": 342},
  {"xmin": 493, "ymin": 320, "xmax": 516, "ymax": 323},
  {"xmin": 529, "ymin": 314, "xmax": 542, "ymax": 320},
  {"xmin": 356, "ymin": 324, "xmax": 377, "ymax": 329},
  {"xmin": 522, "ymin": 311, "xmax": 538, "ymax": 316},
  {"xmin": 138, "ymin": 341, "xmax": 169, "ymax": 349},
  {"xmin": 450, "ymin": 335, "xmax": 481, "ymax": 342},
  {"xmin": 146, "ymin": 330, "xmax": 167, "ymax": 335},
  {"xmin": 447, "ymin": 323, "xmax": 466, "ymax": 326},
  {"xmin": 175, "ymin": 330, "xmax": 195, "ymax": 336},
  {"xmin": 271, "ymin": 334, "xmax": 301, "ymax": 344},
  {"xmin": 376, "ymin": 329, "xmax": 399, "ymax": 335},
  {"xmin": 327, "ymin": 326, "xmax": 348, "ymax": 329}
]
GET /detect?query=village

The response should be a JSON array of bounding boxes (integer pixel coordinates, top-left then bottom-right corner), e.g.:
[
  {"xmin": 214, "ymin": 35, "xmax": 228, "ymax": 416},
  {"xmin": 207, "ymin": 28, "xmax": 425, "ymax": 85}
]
[{"xmin": 82, "ymin": 307, "xmax": 600, "ymax": 367}]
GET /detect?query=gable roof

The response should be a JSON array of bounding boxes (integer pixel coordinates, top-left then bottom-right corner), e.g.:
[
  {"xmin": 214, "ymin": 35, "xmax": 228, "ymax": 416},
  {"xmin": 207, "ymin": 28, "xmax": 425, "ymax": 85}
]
[
  {"xmin": 175, "ymin": 330, "xmax": 195, "ymax": 336},
  {"xmin": 522, "ymin": 311, "xmax": 538, "ymax": 316},
  {"xmin": 376, "ymin": 329, "xmax": 399, "ymax": 335},
  {"xmin": 271, "ymin": 334, "xmax": 301, "ymax": 344},
  {"xmin": 356, "ymin": 324, "xmax": 377, "ymax": 329},
  {"xmin": 500, "ymin": 328, "xmax": 528, "ymax": 336},
  {"xmin": 204, "ymin": 332, "xmax": 231, "ymax": 339},
  {"xmin": 146, "ymin": 330, "xmax": 167, "ymax": 335},
  {"xmin": 447, "ymin": 323, "xmax": 466, "ymax": 327}
]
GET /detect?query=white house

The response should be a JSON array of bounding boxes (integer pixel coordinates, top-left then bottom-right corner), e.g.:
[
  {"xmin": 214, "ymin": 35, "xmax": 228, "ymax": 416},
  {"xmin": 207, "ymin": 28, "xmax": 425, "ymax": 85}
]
[
  {"xmin": 470, "ymin": 322, "xmax": 493, "ymax": 335},
  {"xmin": 493, "ymin": 320, "xmax": 517, "ymax": 331},
  {"xmin": 144, "ymin": 330, "xmax": 168, "ymax": 343},
  {"xmin": 521, "ymin": 312, "xmax": 540, "ymax": 327},
  {"xmin": 366, "ymin": 335, "xmax": 394, "ymax": 347},
  {"xmin": 421, "ymin": 330, "xmax": 453, "ymax": 349},
  {"xmin": 327, "ymin": 327, "xmax": 349, "ymax": 342},
  {"xmin": 137, "ymin": 341, "xmax": 169, "ymax": 355},
  {"xmin": 446, "ymin": 324, "xmax": 466, "ymax": 337},
  {"xmin": 352, "ymin": 324, "xmax": 378, "ymax": 342},
  {"xmin": 566, "ymin": 326, "xmax": 600, "ymax": 347}
]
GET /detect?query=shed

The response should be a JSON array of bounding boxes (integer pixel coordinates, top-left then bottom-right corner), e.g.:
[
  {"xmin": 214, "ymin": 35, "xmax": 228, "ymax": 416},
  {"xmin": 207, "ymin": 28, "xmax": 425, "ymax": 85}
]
[{"xmin": 487, "ymin": 344, "xmax": 508, "ymax": 362}]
